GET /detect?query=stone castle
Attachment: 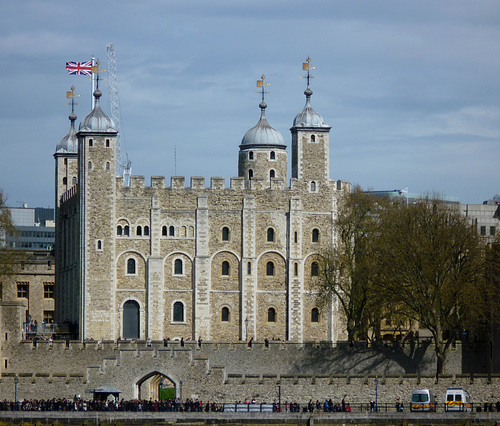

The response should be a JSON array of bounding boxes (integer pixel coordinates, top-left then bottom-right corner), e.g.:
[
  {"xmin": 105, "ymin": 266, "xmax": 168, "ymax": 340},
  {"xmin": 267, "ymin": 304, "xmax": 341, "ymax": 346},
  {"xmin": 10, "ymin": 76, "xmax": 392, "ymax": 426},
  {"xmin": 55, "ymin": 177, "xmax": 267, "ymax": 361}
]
[
  {"xmin": 0, "ymin": 60, "xmax": 499, "ymax": 405},
  {"xmin": 53, "ymin": 63, "xmax": 350, "ymax": 343}
]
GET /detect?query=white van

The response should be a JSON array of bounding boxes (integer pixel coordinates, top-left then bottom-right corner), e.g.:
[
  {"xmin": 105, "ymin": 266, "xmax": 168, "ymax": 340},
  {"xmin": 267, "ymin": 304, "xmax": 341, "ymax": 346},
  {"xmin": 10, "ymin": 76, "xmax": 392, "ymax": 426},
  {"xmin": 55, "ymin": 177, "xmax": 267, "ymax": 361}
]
[
  {"xmin": 410, "ymin": 389, "xmax": 436, "ymax": 412},
  {"xmin": 445, "ymin": 388, "xmax": 471, "ymax": 412}
]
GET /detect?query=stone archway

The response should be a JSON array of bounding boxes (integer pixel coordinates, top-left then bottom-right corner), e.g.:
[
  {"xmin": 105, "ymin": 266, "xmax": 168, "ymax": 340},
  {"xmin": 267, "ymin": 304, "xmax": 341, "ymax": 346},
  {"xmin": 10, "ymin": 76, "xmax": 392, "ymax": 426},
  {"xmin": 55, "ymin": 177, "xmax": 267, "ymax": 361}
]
[{"xmin": 136, "ymin": 372, "xmax": 177, "ymax": 401}]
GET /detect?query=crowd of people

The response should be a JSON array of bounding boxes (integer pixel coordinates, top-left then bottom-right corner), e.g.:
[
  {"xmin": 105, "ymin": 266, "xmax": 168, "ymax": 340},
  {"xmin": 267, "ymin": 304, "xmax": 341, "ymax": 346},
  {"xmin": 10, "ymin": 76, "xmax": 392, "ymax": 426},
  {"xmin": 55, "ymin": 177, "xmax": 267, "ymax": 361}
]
[{"xmin": 0, "ymin": 397, "xmax": 354, "ymax": 413}]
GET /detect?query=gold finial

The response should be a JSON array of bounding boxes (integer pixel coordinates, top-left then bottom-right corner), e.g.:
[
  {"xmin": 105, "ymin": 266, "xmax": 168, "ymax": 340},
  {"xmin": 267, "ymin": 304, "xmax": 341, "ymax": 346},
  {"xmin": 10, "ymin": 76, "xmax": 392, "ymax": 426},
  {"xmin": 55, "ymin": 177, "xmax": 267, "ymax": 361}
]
[
  {"xmin": 65, "ymin": 86, "xmax": 80, "ymax": 112},
  {"xmin": 300, "ymin": 57, "xmax": 316, "ymax": 87},
  {"xmin": 256, "ymin": 74, "xmax": 270, "ymax": 102}
]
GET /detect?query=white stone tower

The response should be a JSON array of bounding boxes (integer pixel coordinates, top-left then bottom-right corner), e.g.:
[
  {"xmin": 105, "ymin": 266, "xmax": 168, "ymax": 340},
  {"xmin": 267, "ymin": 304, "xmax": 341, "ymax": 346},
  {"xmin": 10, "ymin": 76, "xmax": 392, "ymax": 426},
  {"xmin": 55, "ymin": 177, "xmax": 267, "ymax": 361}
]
[
  {"xmin": 291, "ymin": 58, "xmax": 331, "ymax": 190},
  {"xmin": 238, "ymin": 75, "xmax": 287, "ymax": 186},
  {"xmin": 54, "ymin": 87, "xmax": 80, "ymax": 326}
]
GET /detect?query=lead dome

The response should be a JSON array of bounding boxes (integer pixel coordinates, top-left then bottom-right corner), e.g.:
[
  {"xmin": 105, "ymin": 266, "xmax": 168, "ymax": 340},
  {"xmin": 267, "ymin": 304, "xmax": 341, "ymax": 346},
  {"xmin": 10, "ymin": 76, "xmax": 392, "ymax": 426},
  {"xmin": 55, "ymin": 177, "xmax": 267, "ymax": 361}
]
[
  {"xmin": 79, "ymin": 88, "xmax": 116, "ymax": 133},
  {"xmin": 292, "ymin": 87, "xmax": 328, "ymax": 128},
  {"xmin": 240, "ymin": 101, "xmax": 286, "ymax": 149}
]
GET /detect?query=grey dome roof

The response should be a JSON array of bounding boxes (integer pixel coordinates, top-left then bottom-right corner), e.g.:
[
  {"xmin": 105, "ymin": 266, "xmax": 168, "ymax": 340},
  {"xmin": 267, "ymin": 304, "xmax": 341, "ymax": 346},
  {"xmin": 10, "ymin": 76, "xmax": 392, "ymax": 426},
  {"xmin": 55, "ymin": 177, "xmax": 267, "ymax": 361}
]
[
  {"xmin": 79, "ymin": 89, "xmax": 116, "ymax": 133},
  {"xmin": 240, "ymin": 101, "xmax": 286, "ymax": 149},
  {"xmin": 292, "ymin": 87, "xmax": 329, "ymax": 128},
  {"xmin": 56, "ymin": 111, "xmax": 78, "ymax": 153}
]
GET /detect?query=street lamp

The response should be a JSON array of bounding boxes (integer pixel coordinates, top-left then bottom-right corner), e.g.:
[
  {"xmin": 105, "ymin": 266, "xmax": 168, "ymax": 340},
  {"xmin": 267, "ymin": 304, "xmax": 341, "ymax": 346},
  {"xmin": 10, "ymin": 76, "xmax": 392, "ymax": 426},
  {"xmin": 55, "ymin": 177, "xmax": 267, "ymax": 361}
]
[
  {"xmin": 14, "ymin": 375, "xmax": 19, "ymax": 411},
  {"xmin": 374, "ymin": 377, "xmax": 379, "ymax": 413},
  {"xmin": 277, "ymin": 385, "xmax": 281, "ymax": 413},
  {"xmin": 159, "ymin": 377, "xmax": 164, "ymax": 403}
]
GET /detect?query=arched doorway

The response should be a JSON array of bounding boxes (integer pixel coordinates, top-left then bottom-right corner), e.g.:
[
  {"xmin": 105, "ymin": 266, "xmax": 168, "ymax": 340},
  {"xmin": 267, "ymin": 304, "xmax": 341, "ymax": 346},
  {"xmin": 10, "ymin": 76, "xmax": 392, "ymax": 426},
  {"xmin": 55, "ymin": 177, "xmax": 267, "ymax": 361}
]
[
  {"xmin": 137, "ymin": 373, "xmax": 177, "ymax": 401},
  {"xmin": 123, "ymin": 300, "xmax": 140, "ymax": 339}
]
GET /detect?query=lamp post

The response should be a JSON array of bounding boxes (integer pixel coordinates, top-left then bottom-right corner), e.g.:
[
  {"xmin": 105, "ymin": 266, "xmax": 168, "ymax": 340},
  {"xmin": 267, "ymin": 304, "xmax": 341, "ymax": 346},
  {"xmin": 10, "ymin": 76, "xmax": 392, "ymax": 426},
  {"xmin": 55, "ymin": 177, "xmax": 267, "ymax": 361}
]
[
  {"xmin": 374, "ymin": 377, "xmax": 379, "ymax": 413},
  {"xmin": 159, "ymin": 377, "xmax": 164, "ymax": 403},
  {"xmin": 14, "ymin": 375, "xmax": 18, "ymax": 411},
  {"xmin": 277, "ymin": 385, "xmax": 281, "ymax": 413}
]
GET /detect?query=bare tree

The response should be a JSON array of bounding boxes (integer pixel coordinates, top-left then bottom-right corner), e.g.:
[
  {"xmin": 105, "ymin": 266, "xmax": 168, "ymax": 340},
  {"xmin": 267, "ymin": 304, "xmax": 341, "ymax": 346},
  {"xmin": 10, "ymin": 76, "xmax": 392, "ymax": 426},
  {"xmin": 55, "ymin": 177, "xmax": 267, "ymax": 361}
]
[
  {"xmin": 0, "ymin": 191, "xmax": 26, "ymax": 277},
  {"xmin": 316, "ymin": 186, "xmax": 385, "ymax": 341},
  {"xmin": 376, "ymin": 198, "xmax": 483, "ymax": 375}
]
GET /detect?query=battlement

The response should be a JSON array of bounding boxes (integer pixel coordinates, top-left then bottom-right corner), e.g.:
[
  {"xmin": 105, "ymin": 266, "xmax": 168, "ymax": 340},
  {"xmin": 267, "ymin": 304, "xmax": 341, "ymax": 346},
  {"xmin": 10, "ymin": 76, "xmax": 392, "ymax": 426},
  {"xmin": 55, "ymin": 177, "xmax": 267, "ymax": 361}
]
[
  {"xmin": 60, "ymin": 184, "xmax": 78, "ymax": 204},
  {"xmin": 115, "ymin": 175, "xmax": 347, "ymax": 192}
]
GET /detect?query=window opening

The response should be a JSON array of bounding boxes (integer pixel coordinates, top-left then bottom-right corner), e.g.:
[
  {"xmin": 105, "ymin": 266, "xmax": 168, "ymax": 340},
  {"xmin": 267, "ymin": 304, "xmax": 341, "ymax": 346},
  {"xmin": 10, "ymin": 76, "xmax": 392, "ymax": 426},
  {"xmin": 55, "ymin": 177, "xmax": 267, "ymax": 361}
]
[{"xmin": 173, "ymin": 301, "xmax": 184, "ymax": 322}]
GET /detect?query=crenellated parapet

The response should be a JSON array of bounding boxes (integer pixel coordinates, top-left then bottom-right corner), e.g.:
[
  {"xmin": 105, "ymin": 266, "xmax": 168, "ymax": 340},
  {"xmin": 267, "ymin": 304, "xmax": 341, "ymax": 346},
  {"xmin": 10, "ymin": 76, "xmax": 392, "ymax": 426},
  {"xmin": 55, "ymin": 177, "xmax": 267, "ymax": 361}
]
[{"xmin": 112, "ymin": 175, "xmax": 349, "ymax": 192}]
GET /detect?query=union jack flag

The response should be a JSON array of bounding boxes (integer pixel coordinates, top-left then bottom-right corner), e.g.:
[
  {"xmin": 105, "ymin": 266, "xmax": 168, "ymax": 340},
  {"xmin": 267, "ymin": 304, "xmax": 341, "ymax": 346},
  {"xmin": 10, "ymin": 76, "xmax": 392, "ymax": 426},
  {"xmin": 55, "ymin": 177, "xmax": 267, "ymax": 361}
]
[{"xmin": 66, "ymin": 61, "xmax": 92, "ymax": 76}]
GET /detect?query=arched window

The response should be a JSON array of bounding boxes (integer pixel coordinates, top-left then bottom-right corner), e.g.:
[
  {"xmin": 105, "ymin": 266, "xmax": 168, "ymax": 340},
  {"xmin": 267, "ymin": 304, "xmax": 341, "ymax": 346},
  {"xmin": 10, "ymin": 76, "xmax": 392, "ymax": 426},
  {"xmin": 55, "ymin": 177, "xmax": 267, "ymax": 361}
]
[
  {"xmin": 248, "ymin": 169, "xmax": 253, "ymax": 179},
  {"xmin": 294, "ymin": 262, "xmax": 298, "ymax": 276},
  {"xmin": 312, "ymin": 228, "xmax": 319, "ymax": 243},
  {"xmin": 88, "ymin": 161, "xmax": 92, "ymax": 170},
  {"xmin": 169, "ymin": 226, "xmax": 175, "ymax": 237},
  {"xmin": 222, "ymin": 227, "xmax": 230, "ymax": 241},
  {"xmin": 311, "ymin": 261, "xmax": 319, "ymax": 277},
  {"xmin": 249, "ymin": 151, "xmax": 254, "ymax": 160},
  {"xmin": 117, "ymin": 225, "xmax": 123, "ymax": 236},
  {"xmin": 124, "ymin": 225, "xmax": 130, "ymax": 236},
  {"xmin": 181, "ymin": 226, "xmax": 187, "ymax": 238},
  {"xmin": 72, "ymin": 176, "xmax": 77, "ymax": 185},
  {"xmin": 311, "ymin": 181, "xmax": 316, "ymax": 192},
  {"xmin": 221, "ymin": 307, "xmax": 230, "ymax": 322},
  {"xmin": 174, "ymin": 259, "xmax": 183, "ymax": 275},
  {"xmin": 136, "ymin": 226, "xmax": 142, "ymax": 236},
  {"xmin": 89, "ymin": 139, "xmax": 93, "ymax": 147},
  {"xmin": 173, "ymin": 301, "xmax": 184, "ymax": 322},
  {"xmin": 97, "ymin": 240, "xmax": 102, "ymax": 250},
  {"xmin": 270, "ymin": 151, "xmax": 275, "ymax": 160},
  {"xmin": 106, "ymin": 139, "xmax": 110, "ymax": 147},
  {"xmin": 311, "ymin": 308, "xmax": 320, "ymax": 323},
  {"xmin": 311, "ymin": 135, "xmax": 316, "ymax": 142},
  {"xmin": 127, "ymin": 258, "xmax": 136, "ymax": 275},
  {"xmin": 267, "ymin": 307, "xmax": 276, "ymax": 323},
  {"xmin": 266, "ymin": 261, "xmax": 274, "ymax": 276},
  {"xmin": 247, "ymin": 261, "xmax": 252, "ymax": 275},
  {"xmin": 106, "ymin": 161, "xmax": 111, "ymax": 170},
  {"xmin": 221, "ymin": 261, "xmax": 230, "ymax": 276},
  {"xmin": 162, "ymin": 226, "xmax": 167, "ymax": 236},
  {"xmin": 267, "ymin": 228, "xmax": 274, "ymax": 242},
  {"xmin": 123, "ymin": 300, "xmax": 139, "ymax": 339},
  {"xmin": 62, "ymin": 177, "xmax": 67, "ymax": 185},
  {"xmin": 294, "ymin": 231, "xmax": 298, "ymax": 243},
  {"xmin": 144, "ymin": 226, "xmax": 149, "ymax": 236},
  {"xmin": 270, "ymin": 169, "xmax": 275, "ymax": 179}
]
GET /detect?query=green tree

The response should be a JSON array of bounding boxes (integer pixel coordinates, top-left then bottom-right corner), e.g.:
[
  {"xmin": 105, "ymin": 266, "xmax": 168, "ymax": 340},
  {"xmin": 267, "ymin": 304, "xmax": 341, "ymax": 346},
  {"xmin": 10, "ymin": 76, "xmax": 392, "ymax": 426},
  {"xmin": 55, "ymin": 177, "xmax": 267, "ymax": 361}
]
[
  {"xmin": 376, "ymin": 198, "xmax": 483, "ymax": 376},
  {"xmin": 316, "ymin": 186, "xmax": 386, "ymax": 341}
]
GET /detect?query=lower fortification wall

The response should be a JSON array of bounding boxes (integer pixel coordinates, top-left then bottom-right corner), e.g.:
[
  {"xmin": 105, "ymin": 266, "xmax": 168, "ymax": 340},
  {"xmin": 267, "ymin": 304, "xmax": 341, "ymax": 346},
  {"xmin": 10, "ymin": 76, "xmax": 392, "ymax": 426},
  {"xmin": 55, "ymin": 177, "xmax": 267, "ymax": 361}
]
[{"xmin": 0, "ymin": 337, "xmax": 496, "ymax": 404}]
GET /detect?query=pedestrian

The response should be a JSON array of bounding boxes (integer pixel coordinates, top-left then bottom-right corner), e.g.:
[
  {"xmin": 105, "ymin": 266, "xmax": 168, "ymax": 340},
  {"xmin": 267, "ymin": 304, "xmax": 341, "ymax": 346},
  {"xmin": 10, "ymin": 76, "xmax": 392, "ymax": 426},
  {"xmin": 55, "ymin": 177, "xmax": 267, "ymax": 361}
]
[
  {"xmin": 180, "ymin": 337, "xmax": 184, "ymax": 347},
  {"xmin": 198, "ymin": 336, "xmax": 202, "ymax": 348},
  {"xmin": 248, "ymin": 337, "xmax": 253, "ymax": 348}
]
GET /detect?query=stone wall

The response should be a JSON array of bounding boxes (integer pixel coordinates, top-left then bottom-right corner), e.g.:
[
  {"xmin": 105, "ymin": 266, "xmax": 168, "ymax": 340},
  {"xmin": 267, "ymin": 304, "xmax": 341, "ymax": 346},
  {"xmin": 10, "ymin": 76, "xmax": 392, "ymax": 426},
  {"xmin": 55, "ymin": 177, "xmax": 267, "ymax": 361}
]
[{"xmin": 1, "ymin": 331, "xmax": 496, "ymax": 404}]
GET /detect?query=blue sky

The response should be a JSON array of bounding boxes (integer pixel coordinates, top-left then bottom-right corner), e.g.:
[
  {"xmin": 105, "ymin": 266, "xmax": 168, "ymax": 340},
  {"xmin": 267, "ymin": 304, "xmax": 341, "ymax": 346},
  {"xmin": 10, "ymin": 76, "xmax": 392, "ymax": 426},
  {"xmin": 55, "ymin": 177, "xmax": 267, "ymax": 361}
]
[{"xmin": 1, "ymin": 0, "xmax": 499, "ymax": 208}]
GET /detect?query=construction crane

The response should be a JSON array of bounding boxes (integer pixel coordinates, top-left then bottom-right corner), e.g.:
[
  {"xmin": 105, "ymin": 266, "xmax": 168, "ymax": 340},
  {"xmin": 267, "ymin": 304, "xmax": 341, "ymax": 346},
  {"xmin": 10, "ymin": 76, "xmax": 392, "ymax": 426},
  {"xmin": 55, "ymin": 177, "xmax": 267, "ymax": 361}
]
[{"xmin": 106, "ymin": 42, "xmax": 132, "ymax": 186}]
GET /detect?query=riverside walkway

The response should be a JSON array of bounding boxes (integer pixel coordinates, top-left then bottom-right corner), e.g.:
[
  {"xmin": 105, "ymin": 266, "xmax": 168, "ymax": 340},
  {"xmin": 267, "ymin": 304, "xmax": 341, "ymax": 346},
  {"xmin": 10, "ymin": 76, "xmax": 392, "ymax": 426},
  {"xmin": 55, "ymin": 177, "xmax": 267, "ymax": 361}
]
[{"xmin": 1, "ymin": 411, "xmax": 500, "ymax": 425}]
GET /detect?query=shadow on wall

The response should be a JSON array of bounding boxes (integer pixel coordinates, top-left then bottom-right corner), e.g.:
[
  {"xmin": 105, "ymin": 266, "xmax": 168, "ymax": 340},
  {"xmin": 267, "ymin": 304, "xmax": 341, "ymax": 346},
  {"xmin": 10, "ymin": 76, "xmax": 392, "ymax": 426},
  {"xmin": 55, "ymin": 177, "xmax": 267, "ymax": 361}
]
[{"xmin": 292, "ymin": 341, "xmax": 435, "ymax": 376}]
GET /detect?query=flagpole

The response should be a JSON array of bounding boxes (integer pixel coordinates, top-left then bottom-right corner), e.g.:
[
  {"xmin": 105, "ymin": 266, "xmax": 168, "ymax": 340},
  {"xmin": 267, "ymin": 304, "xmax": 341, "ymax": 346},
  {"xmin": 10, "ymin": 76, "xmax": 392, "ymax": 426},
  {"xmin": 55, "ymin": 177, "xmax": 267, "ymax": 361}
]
[{"xmin": 91, "ymin": 56, "xmax": 96, "ymax": 109}]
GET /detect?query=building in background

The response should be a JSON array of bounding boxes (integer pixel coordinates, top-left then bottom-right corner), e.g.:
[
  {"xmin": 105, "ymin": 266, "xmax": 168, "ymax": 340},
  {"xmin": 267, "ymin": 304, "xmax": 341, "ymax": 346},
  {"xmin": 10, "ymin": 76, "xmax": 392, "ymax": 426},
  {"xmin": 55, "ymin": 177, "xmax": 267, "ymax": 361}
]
[{"xmin": 5, "ymin": 205, "xmax": 55, "ymax": 250}]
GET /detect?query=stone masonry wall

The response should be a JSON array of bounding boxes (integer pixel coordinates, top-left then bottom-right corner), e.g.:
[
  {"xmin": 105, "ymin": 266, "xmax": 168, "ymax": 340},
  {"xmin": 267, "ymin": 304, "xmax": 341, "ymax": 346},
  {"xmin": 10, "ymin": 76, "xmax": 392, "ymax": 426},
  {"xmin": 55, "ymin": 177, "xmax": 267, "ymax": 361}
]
[{"xmin": 1, "ymin": 335, "xmax": 496, "ymax": 404}]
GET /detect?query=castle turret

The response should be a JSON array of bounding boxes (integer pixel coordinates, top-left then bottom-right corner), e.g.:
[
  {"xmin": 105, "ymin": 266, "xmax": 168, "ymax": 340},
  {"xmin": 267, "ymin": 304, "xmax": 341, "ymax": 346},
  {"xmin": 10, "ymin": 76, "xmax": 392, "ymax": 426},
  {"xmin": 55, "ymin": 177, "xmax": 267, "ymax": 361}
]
[
  {"xmin": 54, "ymin": 86, "xmax": 79, "ymax": 208},
  {"xmin": 291, "ymin": 58, "xmax": 331, "ymax": 188},
  {"xmin": 238, "ymin": 75, "xmax": 287, "ymax": 185}
]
